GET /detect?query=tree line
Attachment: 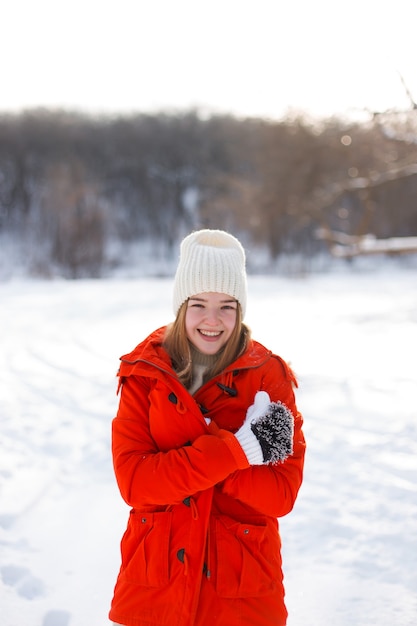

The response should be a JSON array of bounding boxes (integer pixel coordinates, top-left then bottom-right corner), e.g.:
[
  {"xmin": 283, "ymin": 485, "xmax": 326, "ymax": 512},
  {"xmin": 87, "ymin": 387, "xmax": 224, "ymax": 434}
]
[{"xmin": 0, "ymin": 107, "xmax": 416, "ymax": 277}]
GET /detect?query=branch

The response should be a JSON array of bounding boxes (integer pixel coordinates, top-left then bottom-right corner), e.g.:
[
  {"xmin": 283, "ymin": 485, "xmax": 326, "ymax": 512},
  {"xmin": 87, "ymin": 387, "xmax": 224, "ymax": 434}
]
[{"xmin": 397, "ymin": 71, "xmax": 417, "ymax": 110}]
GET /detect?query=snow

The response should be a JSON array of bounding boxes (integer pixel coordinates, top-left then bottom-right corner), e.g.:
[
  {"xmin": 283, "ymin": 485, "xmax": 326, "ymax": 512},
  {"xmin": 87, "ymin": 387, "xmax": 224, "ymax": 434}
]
[{"xmin": 1, "ymin": 268, "xmax": 417, "ymax": 626}]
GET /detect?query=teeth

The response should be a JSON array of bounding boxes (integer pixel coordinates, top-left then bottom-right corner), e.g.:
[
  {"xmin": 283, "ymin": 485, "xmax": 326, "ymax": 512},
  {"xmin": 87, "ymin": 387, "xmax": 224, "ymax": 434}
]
[{"xmin": 200, "ymin": 330, "xmax": 221, "ymax": 337}]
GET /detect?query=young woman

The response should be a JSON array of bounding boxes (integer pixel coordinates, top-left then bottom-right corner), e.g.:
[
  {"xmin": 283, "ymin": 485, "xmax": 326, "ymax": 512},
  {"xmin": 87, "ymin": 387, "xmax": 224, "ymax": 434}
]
[{"xmin": 109, "ymin": 229, "xmax": 306, "ymax": 626}]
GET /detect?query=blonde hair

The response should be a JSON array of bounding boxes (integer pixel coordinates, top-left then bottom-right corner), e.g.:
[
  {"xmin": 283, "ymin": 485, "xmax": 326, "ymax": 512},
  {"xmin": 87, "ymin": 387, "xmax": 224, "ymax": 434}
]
[{"xmin": 163, "ymin": 300, "xmax": 251, "ymax": 388}]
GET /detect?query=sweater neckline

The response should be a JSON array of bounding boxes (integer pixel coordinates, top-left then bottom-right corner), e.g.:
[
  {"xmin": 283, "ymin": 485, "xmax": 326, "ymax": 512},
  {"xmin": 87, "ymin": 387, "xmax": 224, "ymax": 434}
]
[{"xmin": 189, "ymin": 344, "xmax": 219, "ymax": 368}]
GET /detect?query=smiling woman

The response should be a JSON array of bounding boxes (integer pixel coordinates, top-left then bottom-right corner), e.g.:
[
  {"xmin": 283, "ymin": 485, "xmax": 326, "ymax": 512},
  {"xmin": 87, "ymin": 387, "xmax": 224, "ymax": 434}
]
[
  {"xmin": 185, "ymin": 293, "xmax": 238, "ymax": 355},
  {"xmin": 108, "ymin": 228, "xmax": 306, "ymax": 626}
]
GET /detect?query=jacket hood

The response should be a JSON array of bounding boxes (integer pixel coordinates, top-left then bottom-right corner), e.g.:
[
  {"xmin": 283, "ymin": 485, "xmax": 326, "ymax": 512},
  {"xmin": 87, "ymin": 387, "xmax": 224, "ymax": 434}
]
[{"xmin": 118, "ymin": 326, "xmax": 172, "ymax": 378}]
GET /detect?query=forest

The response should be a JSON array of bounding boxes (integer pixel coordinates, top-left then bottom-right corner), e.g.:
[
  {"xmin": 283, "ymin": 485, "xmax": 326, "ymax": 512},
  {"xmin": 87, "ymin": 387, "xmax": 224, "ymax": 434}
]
[{"xmin": 0, "ymin": 107, "xmax": 416, "ymax": 277}]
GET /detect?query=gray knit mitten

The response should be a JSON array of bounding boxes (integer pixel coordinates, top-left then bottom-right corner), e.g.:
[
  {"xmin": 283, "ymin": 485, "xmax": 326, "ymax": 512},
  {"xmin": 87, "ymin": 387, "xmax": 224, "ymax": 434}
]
[
  {"xmin": 250, "ymin": 394, "xmax": 294, "ymax": 464},
  {"xmin": 235, "ymin": 391, "xmax": 294, "ymax": 465}
]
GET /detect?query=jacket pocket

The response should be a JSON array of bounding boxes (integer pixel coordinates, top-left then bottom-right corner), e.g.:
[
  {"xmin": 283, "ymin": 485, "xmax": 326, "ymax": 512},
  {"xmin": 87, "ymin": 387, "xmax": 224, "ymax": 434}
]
[
  {"xmin": 120, "ymin": 510, "xmax": 172, "ymax": 587},
  {"xmin": 213, "ymin": 515, "xmax": 280, "ymax": 598}
]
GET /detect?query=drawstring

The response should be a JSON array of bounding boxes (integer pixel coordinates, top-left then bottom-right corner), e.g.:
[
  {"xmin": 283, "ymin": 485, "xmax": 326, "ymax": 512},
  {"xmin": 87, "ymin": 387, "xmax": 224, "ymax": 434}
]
[
  {"xmin": 190, "ymin": 497, "xmax": 199, "ymax": 521},
  {"xmin": 183, "ymin": 496, "xmax": 199, "ymax": 520},
  {"xmin": 176, "ymin": 399, "xmax": 187, "ymax": 414},
  {"xmin": 116, "ymin": 376, "xmax": 124, "ymax": 395},
  {"xmin": 206, "ymin": 523, "xmax": 212, "ymax": 580},
  {"xmin": 226, "ymin": 371, "xmax": 234, "ymax": 388},
  {"xmin": 183, "ymin": 551, "xmax": 189, "ymax": 576}
]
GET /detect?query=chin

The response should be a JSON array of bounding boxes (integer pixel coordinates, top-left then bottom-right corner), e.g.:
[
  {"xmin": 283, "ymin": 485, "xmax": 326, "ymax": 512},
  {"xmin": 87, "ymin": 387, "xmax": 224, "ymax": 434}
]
[{"xmin": 197, "ymin": 340, "xmax": 224, "ymax": 355}]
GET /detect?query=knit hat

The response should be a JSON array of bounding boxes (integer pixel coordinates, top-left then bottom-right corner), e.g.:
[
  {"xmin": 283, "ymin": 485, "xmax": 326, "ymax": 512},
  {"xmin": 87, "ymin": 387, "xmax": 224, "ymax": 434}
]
[{"xmin": 172, "ymin": 229, "xmax": 247, "ymax": 317}]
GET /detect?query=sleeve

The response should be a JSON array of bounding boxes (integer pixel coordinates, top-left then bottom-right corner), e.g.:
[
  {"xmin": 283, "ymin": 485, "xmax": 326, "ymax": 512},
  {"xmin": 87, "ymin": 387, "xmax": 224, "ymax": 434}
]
[
  {"xmin": 112, "ymin": 375, "xmax": 250, "ymax": 508},
  {"xmin": 217, "ymin": 357, "xmax": 306, "ymax": 518}
]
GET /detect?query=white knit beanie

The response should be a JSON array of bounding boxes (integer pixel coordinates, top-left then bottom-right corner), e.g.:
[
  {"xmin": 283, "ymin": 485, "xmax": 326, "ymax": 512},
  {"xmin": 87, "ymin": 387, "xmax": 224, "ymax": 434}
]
[{"xmin": 172, "ymin": 229, "xmax": 247, "ymax": 317}]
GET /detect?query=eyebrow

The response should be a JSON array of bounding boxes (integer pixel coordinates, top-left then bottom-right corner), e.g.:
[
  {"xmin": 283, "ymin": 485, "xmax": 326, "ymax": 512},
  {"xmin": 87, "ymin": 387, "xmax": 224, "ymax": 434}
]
[{"xmin": 188, "ymin": 297, "xmax": 237, "ymax": 304}]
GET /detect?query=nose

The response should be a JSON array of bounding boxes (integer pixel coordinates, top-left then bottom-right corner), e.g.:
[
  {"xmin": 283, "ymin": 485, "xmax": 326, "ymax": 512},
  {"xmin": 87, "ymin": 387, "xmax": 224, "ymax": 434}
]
[{"xmin": 204, "ymin": 307, "xmax": 219, "ymax": 325}]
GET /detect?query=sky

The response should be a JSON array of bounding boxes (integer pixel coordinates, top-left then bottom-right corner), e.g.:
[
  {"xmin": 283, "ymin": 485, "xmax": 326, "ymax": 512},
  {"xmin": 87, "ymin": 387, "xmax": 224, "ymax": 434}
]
[{"xmin": 2, "ymin": 0, "xmax": 417, "ymax": 120}]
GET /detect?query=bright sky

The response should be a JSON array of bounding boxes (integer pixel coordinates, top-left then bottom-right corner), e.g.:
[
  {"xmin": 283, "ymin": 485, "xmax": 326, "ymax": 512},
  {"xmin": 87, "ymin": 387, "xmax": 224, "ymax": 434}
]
[{"xmin": 2, "ymin": 0, "xmax": 417, "ymax": 120}]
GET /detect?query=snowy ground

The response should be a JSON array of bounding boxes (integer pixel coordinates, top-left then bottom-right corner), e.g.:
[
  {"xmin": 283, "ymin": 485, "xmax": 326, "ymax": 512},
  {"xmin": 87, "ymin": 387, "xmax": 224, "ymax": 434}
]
[{"xmin": 1, "ymin": 268, "xmax": 416, "ymax": 626}]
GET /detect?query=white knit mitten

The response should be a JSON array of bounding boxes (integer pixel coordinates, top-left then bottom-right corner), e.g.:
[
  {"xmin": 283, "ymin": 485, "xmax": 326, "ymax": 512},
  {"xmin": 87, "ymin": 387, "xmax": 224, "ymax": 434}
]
[{"xmin": 234, "ymin": 391, "xmax": 271, "ymax": 465}]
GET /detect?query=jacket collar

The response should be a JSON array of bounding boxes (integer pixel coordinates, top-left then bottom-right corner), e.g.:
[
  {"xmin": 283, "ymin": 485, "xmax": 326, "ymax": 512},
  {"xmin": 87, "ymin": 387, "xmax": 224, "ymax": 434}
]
[{"xmin": 118, "ymin": 326, "xmax": 272, "ymax": 378}]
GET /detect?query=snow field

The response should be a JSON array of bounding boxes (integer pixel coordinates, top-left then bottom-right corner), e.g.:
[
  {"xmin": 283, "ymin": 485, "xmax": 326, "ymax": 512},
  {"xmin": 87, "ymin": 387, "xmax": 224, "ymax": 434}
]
[{"xmin": 1, "ymin": 270, "xmax": 416, "ymax": 625}]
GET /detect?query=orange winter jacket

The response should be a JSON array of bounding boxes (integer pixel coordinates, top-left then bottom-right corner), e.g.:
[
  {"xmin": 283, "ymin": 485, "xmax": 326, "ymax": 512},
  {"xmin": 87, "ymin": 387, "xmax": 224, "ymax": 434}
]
[{"xmin": 109, "ymin": 326, "xmax": 306, "ymax": 626}]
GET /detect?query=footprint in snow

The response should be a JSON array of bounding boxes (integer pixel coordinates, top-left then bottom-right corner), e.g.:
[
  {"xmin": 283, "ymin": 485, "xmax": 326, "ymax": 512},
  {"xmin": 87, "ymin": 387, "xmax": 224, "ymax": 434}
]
[
  {"xmin": 42, "ymin": 610, "xmax": 71, "ymax": 626},
  {"xmin": 0, "ymin": 564, "xmax": 45, "ymax": 599}
]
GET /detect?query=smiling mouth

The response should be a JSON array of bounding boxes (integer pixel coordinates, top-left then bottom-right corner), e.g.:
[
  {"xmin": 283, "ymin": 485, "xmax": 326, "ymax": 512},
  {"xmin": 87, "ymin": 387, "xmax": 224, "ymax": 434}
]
[{"xmin": 199, "ymin": 329, "xmax": 222, "ymax": 337}]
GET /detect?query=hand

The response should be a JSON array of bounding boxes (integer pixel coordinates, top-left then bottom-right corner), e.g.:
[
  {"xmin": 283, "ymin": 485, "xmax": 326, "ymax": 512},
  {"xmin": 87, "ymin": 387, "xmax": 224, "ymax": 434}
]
[
  {"xmin": 235, "ymin": 391, "xmax": 294, "ymax": 465},
  {"xmin": 245, "ymin": 390, "xmax": 271, "ymax": 421},
  {"xmin": 234, "ymin": 391, "xmax": 272, "ymax": 465}
]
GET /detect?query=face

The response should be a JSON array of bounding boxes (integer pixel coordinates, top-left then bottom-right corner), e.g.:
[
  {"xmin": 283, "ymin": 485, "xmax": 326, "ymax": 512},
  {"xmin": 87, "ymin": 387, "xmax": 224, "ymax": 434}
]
[{"xmin": 185, "ymin": 292, "xmax": 238, "ymax": 355}]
